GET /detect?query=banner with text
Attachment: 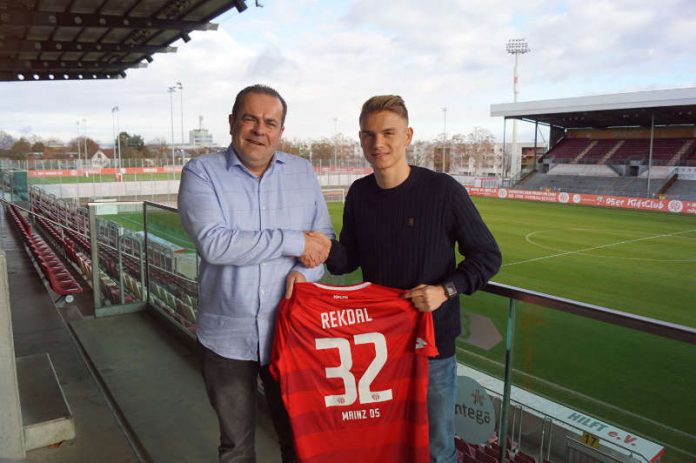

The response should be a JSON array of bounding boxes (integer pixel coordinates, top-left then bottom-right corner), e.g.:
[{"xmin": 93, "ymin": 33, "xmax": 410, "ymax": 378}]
[{"xmin": 466, "ymin": 187, "xmax": 696, "ymax": 216}]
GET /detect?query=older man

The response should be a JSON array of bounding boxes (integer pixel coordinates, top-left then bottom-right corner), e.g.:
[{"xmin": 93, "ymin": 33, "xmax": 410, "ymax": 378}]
[{"xmin": 179, "ymin": 84, "xmax": 333, "ymax": 463}]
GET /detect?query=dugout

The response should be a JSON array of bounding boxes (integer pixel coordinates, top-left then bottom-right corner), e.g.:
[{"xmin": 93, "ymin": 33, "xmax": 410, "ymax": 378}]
[{"xmin": 490, "ymin": 87, "xmax": 696, "ymax": 190}]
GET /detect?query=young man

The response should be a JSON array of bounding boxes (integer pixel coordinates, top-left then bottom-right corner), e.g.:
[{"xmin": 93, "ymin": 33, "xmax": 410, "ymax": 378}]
[
  {"xmin": 178, "ymin": 84, "xmax": 333, "ymax": 462},
  {"xmin": 323, "ymin": 95, "xmax": 501, "ymax": 463}
]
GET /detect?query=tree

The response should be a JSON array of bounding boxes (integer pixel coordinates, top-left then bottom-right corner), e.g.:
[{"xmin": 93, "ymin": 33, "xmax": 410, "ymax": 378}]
[
  {"xmin": 118, "ymin": 131, "xmax": 147, "ymax": 159},
  {"xmin": 146, "ymin": 137, "xmax": 170, "ymax": 159},
  {"xmin": 463, "ymin": 127, "xmax": 496, "ymax": 175},
  {"xmin": 0, "ymin": 130, "xmax": 15, "ymax": 150},
  {"xmin": 10, "ymin": 138, "xmax": 31, "ymax": 159},
  {"xmin": 309, "ymin": 138, "xmax": 334, "ymax": 163},
  {"xmin": 279, "ymin": 138, "xmax": 303, "ymax": 157},
  {"xmin": 408, "ymin": 140, "xmax": 433, "ymax": 168},
  {"xmin": 31, "ymin": 141, "xmax": 46, "ymax": 154}
]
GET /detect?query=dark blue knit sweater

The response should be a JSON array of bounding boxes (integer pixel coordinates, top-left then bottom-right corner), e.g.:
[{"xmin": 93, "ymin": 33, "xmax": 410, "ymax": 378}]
[{"xmin": 326, "ymin": 166, "xmax": 502, "ymax": 358}]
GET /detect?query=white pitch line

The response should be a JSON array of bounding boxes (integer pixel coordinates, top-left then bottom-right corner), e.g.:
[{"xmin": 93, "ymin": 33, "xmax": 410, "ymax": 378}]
[{"xmin": 504, "ymin": 228, "xmax": 696, "ymax": 267}]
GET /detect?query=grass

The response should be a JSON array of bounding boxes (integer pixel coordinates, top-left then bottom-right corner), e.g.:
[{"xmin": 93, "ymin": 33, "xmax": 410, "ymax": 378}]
[
  {"xmin": 327, "ymin": 198, "xmax": 696, "ymax": 460},
  {"xmin": 103, "ymin": 197, "xmax": 696, "ymax": 460}
]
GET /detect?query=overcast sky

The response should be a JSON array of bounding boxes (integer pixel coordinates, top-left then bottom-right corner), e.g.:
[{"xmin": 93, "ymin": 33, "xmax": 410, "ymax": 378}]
[{"xmin": 1, "ymin": 0, "xmax": 695, "ymax": 147}]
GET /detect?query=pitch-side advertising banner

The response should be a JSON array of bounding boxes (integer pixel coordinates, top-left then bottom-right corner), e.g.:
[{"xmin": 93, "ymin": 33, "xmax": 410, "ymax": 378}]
[
  {"xmin": 466, "ymin": 187, "xmax": 696, "ymax": 216},
  {"xmin": 27, "ymin": 167, "xmax": 183, "ymax": 177}
]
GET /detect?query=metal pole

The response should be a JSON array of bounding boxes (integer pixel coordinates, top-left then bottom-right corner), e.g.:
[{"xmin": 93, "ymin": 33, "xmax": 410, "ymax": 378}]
[
  {"xmin": 498, "ymin": 298, "xmax": 517, "ymax": 462},
  {"xmin": 442, "ymin": 107, "xmax": 447, "ymax": 173},
  {"xmin": 647, "ymin": 112, "xmax": 655, "ymax": 197},
  {"xmin": 534, "ymin": 121, "xmax": 539, "ymax": 172},
  {"xmin": 116, "ymin": 108, "xmax": 121, "ymax": 170},
  {"xmin": 333, "ymin": 117, "xmax": 338, "ymax": 175},
  {"xmin": 168, "ymin": 86, "xmax": 176, "ymax": 203},
  {"xmin": 502, "ymin": 118, "xmax": 507, "ymax": 180},
  {"xmin": 111, "ymin": 107, "xmax": 116, "ymax": 168},
  {"xmin": 83, "ymin": 118, "xmax": 88, "ymax": 171},
  {"xmin": 76, "ymin": 121, "xmax": 81, "ymax": 173},
  {"xmin": 511, "ymin": 53, "xmax": 519, "ymax": 179},
  {"xmin": 177, "ymin": 82, "xmax": 184, "ymax": 151}
]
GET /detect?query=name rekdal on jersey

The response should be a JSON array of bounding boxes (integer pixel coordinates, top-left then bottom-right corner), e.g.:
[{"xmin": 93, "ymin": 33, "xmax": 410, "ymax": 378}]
[{"xmin": 320, "ymin": 307, "xmax": 373, "ymax": 330}]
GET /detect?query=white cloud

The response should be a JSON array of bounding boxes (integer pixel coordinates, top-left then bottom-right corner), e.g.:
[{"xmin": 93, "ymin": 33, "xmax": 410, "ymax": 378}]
[{"xmin": 0, "ymin": 0, "xmax": 694, "ymax": 147}]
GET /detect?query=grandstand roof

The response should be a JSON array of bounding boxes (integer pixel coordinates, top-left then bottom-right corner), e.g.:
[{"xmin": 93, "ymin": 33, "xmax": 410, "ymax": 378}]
[
  {"xmin": 490, "ymin": 87, "xmax": 696, "ymax": 129},
  {"xmin": 0, "ymin": 0, "xmax": 248, "ymax": 82}
]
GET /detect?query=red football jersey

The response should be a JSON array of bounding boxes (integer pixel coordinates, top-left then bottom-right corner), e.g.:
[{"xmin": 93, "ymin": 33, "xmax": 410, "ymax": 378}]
[{"xmin": 270, "ymin": 281, "xmax": 439, "ymax": 463}]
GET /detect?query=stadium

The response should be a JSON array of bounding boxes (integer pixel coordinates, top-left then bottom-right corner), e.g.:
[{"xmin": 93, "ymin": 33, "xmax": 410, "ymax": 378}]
[{"xmin": 1, "ymin": 2, "xmax": 695, "ymax": 463}]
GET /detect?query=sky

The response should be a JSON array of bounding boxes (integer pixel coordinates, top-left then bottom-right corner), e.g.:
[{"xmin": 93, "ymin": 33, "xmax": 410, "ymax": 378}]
[{"xmin": 1, "ymin": 0, "xmax": 695, "ymax": 147}]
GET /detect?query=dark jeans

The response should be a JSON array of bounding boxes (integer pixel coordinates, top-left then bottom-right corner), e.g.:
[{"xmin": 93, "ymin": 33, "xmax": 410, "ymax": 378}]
[{"xmin": 200, "ymin": 343, "xmax": 295, "ymax": 463}]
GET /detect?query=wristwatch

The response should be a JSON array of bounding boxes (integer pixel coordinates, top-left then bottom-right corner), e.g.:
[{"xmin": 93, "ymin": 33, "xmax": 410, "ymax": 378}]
[{"xmin": 442, "ymin": 281, "xmax": 458, "ymax": 299}]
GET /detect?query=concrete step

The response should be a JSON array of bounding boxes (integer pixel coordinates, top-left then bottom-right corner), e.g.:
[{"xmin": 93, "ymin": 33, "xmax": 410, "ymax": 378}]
[{"xmin": 16, "ymin": 352, "xmax": 75, "ymax": 451}]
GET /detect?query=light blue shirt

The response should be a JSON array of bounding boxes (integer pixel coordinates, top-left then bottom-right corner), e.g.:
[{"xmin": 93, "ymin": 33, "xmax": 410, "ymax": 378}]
[{"xmin": 178, "ymin": 146, "xmax": 334, "ymax": 364}]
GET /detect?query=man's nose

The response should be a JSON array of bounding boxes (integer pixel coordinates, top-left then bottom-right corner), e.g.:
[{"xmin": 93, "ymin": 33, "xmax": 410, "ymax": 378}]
[{"xmin": 251, "ymin": 121, "xmax": 267, "ymax": 135}]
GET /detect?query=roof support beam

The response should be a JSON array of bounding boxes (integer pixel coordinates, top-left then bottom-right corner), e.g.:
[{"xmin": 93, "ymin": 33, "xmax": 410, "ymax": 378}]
[
  {"xmin": 0, "ymin": 59, "xmax": 147, "ymax": 72},
  {"xmin": 0, "ymin": 70, "xmax": 124, "ymax": 81},
  {"xmin": 0, "ymin": 8, "xmax": 219, "ymax": 32},
  {"xmin": 0, "ymin": 38, "xmax": 177, "ymax": 55}
]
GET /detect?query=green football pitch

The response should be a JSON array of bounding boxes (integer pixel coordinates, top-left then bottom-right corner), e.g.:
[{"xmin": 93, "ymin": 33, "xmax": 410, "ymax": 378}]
[
  {"xmin": 107, "ymin": 197, "xmax": 696, "ymax": 458},
  {"xmin": 331, "ymin": 197, "xmax": 696, "ymax": 459}
]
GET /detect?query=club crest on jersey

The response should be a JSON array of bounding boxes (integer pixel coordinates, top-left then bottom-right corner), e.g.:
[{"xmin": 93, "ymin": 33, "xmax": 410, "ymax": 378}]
[{"xmin": 415, "ymin": 337, "xmax": 428, "ymax": 349}]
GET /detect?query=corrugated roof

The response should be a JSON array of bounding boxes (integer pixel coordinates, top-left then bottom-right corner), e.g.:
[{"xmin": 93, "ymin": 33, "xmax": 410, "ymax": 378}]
[
  {"xmin": 490, "ymin": 87, "xmax": 696, "ymax": 128},
  {"xmin": 0, "ymin": 0, "xmax": 248, "ymax": 81}
]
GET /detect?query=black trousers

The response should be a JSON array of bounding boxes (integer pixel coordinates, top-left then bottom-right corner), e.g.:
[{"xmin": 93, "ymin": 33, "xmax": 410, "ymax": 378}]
[{"xmin": 200, "ymin": 342, "xmax": 295, "ymax": 463}]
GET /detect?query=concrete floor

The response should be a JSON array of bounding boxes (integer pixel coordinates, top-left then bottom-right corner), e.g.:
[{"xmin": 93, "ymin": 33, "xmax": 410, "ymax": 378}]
[{"xmin": 2, "ymin": 207, "xmax": 282, "ymax": 462}]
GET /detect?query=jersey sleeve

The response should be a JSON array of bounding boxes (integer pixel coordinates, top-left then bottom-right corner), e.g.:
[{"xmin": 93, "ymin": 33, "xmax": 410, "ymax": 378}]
[{"xmin": 416, "ymin": 312, "xmax": 439, "ymax": 358}]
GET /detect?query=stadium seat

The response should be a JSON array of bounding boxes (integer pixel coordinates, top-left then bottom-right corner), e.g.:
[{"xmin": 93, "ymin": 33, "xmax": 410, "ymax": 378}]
[{"xmin": 476, "ymin": 448, "xmax": 499, "ymax": 463}]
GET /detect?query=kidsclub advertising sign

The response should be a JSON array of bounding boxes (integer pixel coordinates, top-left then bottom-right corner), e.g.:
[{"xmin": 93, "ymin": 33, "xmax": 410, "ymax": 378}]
[{"xmin": 466, "ymin": 187, "xmax": 696, "ymax": 216}]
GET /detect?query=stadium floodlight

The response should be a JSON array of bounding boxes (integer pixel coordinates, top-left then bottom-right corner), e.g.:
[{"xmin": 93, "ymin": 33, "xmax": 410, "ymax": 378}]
[{"xmin": 505, "ymin": 38, "xmax": 531, "ymax": 179}]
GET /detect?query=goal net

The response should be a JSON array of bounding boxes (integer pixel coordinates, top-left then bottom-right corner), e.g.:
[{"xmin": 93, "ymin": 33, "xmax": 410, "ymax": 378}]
[{"xmin": 322, "ymin": 188, "xmax": 345, "ymax": 203}]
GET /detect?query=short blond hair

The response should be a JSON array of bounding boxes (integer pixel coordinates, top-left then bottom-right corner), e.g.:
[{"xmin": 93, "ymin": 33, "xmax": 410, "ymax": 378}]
[{"xmin": 359, "ymin": 95, "xmax": 409, "ymax": 125}]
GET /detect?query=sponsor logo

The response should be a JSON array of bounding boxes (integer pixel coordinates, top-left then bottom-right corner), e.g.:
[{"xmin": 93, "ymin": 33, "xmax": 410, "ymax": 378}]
[
  {"xmin": 668, "ymin": 200, "xmax": 684, "ymax": 213},
  {"xmin": 558, "ymin": 192, "xmax": 570, "ymax": 204},
  {"xmin": 498, "ymin": 189, "xmax": 508, "ymax": 199},
  {"xmin": 455, "ymin": 376, "xmax": 496, "ymax": 444},
  {"xmin": 573, "ymin": 194, "xmax": 582, "ymax": 204}
]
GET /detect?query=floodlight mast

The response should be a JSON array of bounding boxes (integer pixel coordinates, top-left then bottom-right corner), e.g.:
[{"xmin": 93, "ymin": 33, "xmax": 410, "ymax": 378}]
[{"xmin": 506, "ymin": 38, "xmax": 530, "ymax": 179}]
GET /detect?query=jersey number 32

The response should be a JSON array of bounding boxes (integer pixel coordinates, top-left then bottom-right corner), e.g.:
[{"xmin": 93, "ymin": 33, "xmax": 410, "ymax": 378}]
[{"xmin": 315, "ymin": 332, "xmax": 394, "ymax": 408}]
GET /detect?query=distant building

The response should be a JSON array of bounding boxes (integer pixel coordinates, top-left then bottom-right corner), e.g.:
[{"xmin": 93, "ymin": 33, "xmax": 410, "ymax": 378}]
[
  {"xmin": 91, "ymin": 149, "xmax": 113, "ymax": 168},
  {"xmin": 189, "ymin": 115, "xmax": 214, "ymax": 147}
]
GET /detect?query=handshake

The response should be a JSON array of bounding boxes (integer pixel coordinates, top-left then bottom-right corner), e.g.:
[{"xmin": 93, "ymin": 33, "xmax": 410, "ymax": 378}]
[{"xmin": 300, "ymin": 231, "xmax": 332, "ymax": 268}]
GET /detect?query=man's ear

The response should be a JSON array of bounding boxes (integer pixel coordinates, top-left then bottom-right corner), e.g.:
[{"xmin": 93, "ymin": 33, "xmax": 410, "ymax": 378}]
[{"xmin": 228, "ymin": 114, "xmax": 235, "ymax": 135}]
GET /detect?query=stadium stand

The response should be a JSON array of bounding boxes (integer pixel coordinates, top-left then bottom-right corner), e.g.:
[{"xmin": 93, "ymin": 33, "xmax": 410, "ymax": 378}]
[
  {"xmin": 664, "ymin": 180, "xmax": 696, "ymax": 201},
  {"xmin": 5, "ymin": 204, "xmax": 82, "ymax": 301},
  {"xmin": 516, "ymin": 173, "xmax": 668, "ymax": 197},
  {"xmin": 547, "ymin": 164, "xmax": 617, "ymax": 177},
  {"xmin": 491, "ymin": 88, "xmax": 696, "ymax": 199},
  {"xmin": 545, "ymin": 138, "xmax": 592, "ymax": 162},
  {"xmin": 583, "ymin": 139, "xmax": 620, "ymax": 164}
]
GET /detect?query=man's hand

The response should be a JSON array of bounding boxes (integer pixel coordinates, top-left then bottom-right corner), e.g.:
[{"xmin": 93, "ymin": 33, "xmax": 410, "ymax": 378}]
[
  {"xmin": 285, "ymin": 270, "xmax": 306, "ymax": 299},
  {"xmin": 299, "ymin": 231, "xmax": 331, "ymax": 268},
  {"xmin": 402, "ymin": 284, "xmax": 448, "ymax": 312}
]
